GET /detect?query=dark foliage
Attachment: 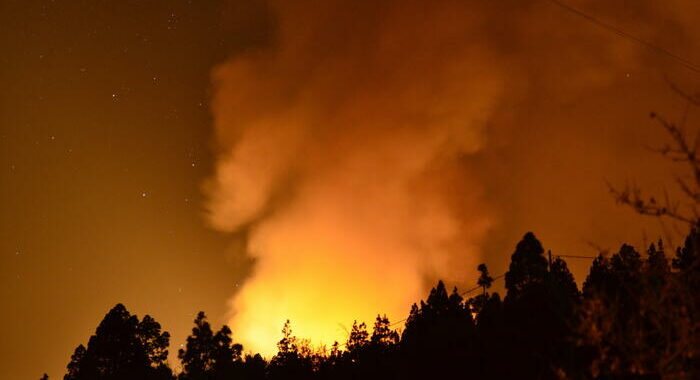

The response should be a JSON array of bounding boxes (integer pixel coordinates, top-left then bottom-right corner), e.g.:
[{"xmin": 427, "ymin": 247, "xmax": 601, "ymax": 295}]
[
  {"xmin": 178, "ymin": 312, "xmax": 244, "ymax": 380},
  {"xmin": 63, "ymin": 304, "xmax": 172, "ymax": 380},
  {"xmin": 59, "ymin": 230, "xmax": 700, "ymax": 380}
]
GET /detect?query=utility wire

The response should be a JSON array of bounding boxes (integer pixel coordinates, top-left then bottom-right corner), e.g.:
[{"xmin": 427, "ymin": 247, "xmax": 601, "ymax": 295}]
[
  {"xmin": 544, "ymin": 0, "xmax": 700, "ymax": 74},
  {"xmin": 556, "ymin": 254, "xmax": 597, "ymax": 259},
  {"xmin": 459, "ymin": 274, "xmax": 506, "ymax": 297}
]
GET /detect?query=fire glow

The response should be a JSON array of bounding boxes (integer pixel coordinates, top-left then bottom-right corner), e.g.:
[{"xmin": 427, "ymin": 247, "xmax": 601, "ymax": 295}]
[{"xmin": 205, "ymin": 0, "xmax": 501, "ymax": 355}]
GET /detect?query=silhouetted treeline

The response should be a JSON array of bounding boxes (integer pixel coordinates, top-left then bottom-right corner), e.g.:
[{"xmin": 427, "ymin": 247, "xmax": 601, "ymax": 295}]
[{"xmin": 52, "ymin": 229, "xmax": 700, "ymax": 380}]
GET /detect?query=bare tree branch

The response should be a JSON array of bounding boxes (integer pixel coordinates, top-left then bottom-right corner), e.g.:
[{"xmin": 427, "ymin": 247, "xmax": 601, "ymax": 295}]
[
  {"xmin": 607, "ymin": 181, "xmax": 696, "ymax": 225},
  {"xmin": 609, "ymin": 86, "xmax": 700, "ymax": 227}
]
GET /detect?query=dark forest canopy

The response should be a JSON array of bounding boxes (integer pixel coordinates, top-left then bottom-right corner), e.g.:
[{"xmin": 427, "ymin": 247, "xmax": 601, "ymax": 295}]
[{"xmin": 48, "ymin": 229, "xmax": 700, "ymax": 380}]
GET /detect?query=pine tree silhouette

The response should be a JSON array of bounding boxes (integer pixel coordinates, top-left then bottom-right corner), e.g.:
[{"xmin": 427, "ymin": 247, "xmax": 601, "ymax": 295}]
[
  {"xmin": 52, "ymin": 229, "xmax": 700, "ymax": 380},
  {"xmin": 178, "ymin": 312, "xmax": 243, "ymax": 380},
  {"xmin": 63, "ymin": 304, "xmax": 172, "ymax": 380}
]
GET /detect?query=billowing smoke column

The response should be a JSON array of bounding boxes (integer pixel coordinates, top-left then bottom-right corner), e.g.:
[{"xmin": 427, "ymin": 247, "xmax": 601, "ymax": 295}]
[
  {"xmin": 207, "ymin": 0, "xmax": 502, "ymax": 355},
  {"xmin": 207, "ymin": 0, "xmax": 700, "ymax": 356}
]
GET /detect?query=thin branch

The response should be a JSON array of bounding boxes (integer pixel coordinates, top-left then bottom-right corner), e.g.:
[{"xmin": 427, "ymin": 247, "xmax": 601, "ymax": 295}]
[
  {"xmin": 651, "ymin": 113, "xmax": 700, "ymax": 184},
  {"xmin": 675, "ymin": 176, "xmax": 700, "ymax": 203},
  {"xmin": 607, "ymin": 181, "xmax": 696, "ymax": 225}
]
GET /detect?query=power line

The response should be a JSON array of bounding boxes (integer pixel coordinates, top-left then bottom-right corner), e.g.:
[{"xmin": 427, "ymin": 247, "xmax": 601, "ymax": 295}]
[
  {"xmin": 543, "ymin": 0, "xmax": 700, "ymax": 74},
  {"xmin": 460, "ymin": 274, "xmax": 506, "ymax": 297},
  {"xmin": 556, "ymin": 254, "xmax": 597, "ymax": 259},
  {"xmin": 388, "ymin": 317, "xmax": 407, "ymax": 327}
]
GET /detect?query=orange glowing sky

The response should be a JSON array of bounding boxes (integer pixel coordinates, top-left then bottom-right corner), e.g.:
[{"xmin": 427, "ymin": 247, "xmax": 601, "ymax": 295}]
[
  {"xmin": 2, "ymin": 0, "xmax": 700, "ymax": 378},
  {"xmin": 205, "ymin": 0, "xmax": 700, "ymax": 354}
]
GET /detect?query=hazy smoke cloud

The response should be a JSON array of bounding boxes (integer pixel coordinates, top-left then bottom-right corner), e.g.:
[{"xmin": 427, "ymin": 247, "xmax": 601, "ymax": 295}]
[{"xmin": 207, "ymin": 0, "xmax": 700, "ymax": 354}]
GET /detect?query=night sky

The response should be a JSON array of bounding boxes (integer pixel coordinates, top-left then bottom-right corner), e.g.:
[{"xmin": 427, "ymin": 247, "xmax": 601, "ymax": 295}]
[
  {"xmin": 2, "ymin": 1, "xmax": 700, "ymax": 379},
  {"xmin": 0, "ymin": 1, "xmax": 269, "ymax": 378}
]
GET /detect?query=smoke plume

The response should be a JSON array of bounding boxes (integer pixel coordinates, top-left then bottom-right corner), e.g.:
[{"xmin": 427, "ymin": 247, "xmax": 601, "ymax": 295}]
[{"xmin": 207, "ymin": 0, "xmax": 700, "ymax": 355}]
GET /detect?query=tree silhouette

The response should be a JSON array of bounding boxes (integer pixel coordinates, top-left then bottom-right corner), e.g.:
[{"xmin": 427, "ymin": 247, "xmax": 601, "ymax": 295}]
[
  {"xmin": 401, "ymin": 281, "xmax": 475, "ymax": 378},
  {"xmin": 138, "ymin": 315, "xmax": 170, "ymax": 371},
  {"xmin": 239, "ymin": 354, "xmax": 266, "ymax": 380},
  {"xmin": 370, "ymin": 315, "xmax": 399, "ymax": 349},
  {"xmin": 578, "ymin": 232, "xmax": 700, "ymax": 379},
  {"xmin": 477, "ymin": 263, "xmax": 493, "ymax": 295},
  {"xmin": 52, "ymin": 229, "xmax": 700, "ymax": 380},
  {"xmin": 346, "ymin": 321, "xmax": 368, "ymax": 354},
  {"xmin": 674, "ymin": 226, "xmax": 700, "ymax": 271},
  {"xmin": 470, "ymin": 263, "xmax": 495, "ymax": 316},
  {"xmin": 268, "ymin": 321, "xmax": 314, "ymax": 380},
  {"xmin": 178, "ymin": 312, "xmax": 243, "ymax": 380},
  {"xmin": 505, "ymin": 232, "xmax": 549, "ymax": 297},
  {"xmin": 64, "ymin": 344, "xmax": 86, "ymax": 380},
  {"xmin": 502, "ymin": 233, "xmax": 580, "ymax": 380},
  {"xmin": 472, "ymin": 291, "xmax": 505, "ymax": 380},
  {"xmin": 63, "ymin": 304, "xmax": 172, "ymax": 380}
]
